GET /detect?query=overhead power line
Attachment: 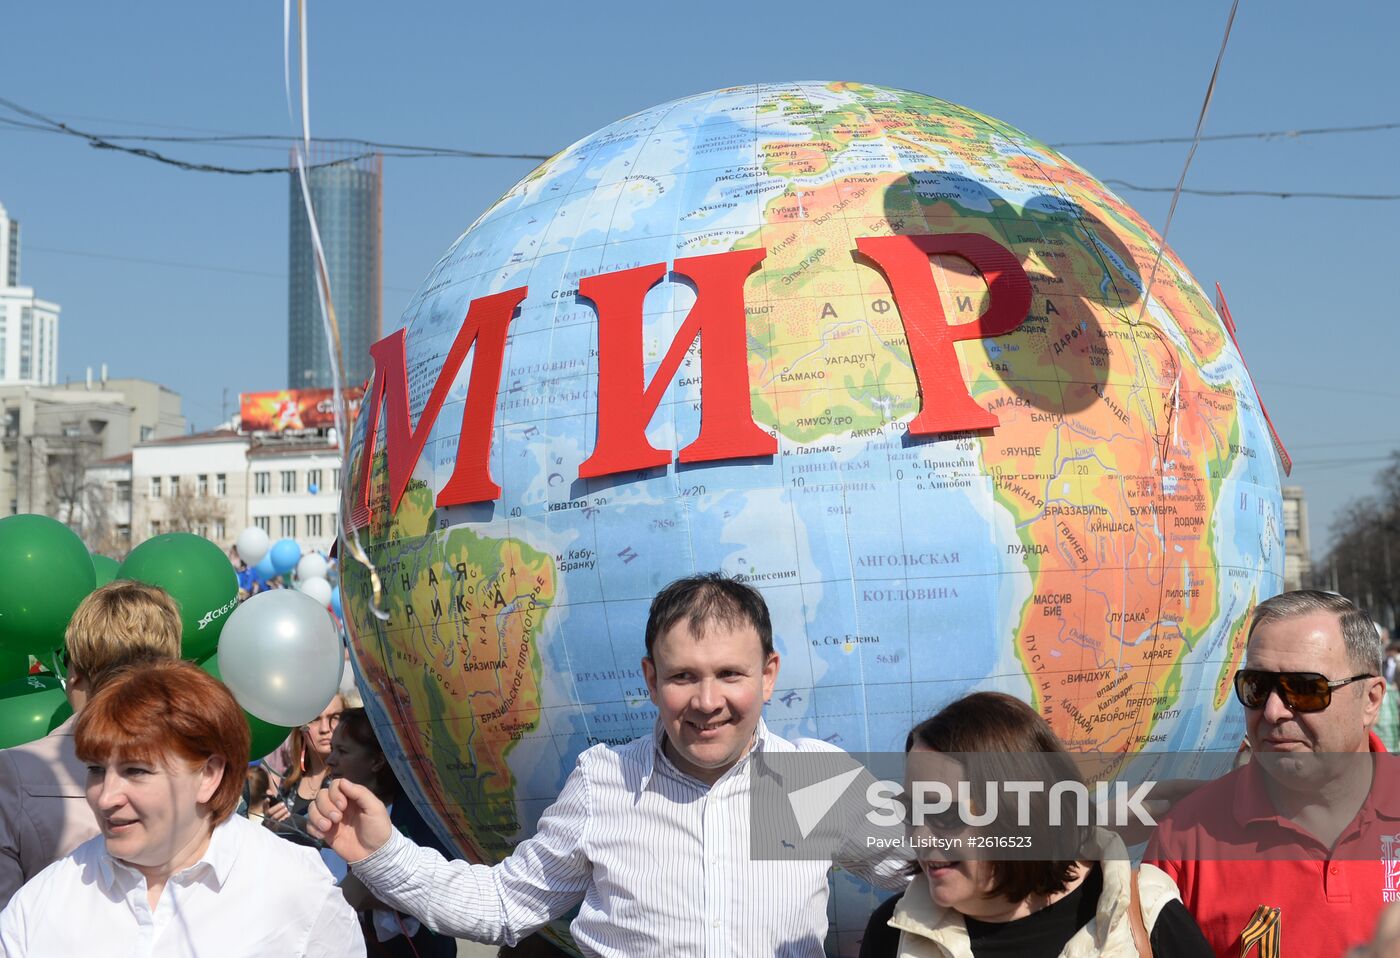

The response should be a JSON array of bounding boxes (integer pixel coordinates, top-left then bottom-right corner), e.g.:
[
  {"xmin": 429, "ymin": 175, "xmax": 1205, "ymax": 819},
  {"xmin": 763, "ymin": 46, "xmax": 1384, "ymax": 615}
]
[
  {"xmin": 1050, "ymin": 121, "xmax": 1400, "ymax": 148},
  {"xmin": 1105, "ymin": 179, "xmax": 1400, "ymax": 201},
  {"xmin": 3, "ymin": 96, "xmax": 1396, "ymax": 200},
  {"xmin": 25, "ymin": 103, "xmax": 1400, "ymax": 152},
  {"xmin": 0, "ymin": 97, "xmax": 550, "ymax": 175}
]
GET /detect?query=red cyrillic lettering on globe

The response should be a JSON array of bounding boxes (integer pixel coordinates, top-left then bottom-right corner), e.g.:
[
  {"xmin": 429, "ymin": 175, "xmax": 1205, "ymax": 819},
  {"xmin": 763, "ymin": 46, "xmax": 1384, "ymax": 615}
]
[{"xmin": 350, "ymin": 234, "xmax": 1031, "ymax": 522}]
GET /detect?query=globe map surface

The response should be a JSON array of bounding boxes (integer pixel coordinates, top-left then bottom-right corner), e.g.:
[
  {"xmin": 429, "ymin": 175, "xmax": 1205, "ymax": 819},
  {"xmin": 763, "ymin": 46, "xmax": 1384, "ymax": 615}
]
[{"xmin": 340, "ymin": 81, "xmax": 1284, "ymax": 952}]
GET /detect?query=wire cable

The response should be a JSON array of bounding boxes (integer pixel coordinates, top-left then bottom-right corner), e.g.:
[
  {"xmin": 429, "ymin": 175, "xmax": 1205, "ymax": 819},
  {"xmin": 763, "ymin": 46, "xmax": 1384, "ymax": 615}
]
[
  {"xmin": 0, "ymin": 96, "xmax": 549, "ymax": 174},
  {"xmin": 1051, "ymin": 121, "xmax": 1400, "ymax": 148}
]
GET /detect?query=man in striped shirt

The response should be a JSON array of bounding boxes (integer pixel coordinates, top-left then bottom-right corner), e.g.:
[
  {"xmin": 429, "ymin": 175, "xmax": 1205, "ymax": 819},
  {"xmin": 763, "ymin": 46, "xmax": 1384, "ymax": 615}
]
[{"xmin": 311, "ymin": 573, "xmax": 911, "ymax": 955}]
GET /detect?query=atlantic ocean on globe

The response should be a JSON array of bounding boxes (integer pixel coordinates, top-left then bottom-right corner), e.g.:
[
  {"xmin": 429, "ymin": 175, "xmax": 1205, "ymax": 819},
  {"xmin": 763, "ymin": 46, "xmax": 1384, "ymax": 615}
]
[{"xmin": 339, "ymin": 82, "xmax": 1284, "ymax": 954}]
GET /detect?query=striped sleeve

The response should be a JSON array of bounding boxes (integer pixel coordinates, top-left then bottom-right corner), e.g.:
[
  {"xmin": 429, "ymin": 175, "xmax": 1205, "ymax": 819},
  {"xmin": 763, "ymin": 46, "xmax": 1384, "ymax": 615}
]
[{"xmin": 352, "ymin": 762, "xmax": 592, "ymax": 945}]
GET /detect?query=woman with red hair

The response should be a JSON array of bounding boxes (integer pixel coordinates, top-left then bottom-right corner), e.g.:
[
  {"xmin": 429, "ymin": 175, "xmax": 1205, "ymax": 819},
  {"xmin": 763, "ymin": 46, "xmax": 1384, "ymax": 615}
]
[{"xmin": 0, "ymin": 659, "xmax": 364, "ymax": 956}]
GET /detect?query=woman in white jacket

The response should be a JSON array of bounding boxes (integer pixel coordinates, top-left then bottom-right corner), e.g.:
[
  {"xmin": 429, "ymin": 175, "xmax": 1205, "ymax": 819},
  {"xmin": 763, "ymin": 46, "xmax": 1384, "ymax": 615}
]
[{"xmin": 859, "ymin": 693, "xmax": 1213, "ymax": 958}]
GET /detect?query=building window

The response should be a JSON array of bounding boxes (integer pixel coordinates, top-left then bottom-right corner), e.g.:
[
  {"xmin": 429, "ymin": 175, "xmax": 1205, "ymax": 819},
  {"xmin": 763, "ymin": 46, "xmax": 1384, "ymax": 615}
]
[
  {"xmin": 197, "ymin": 474, "xmax": 208, "ymax": 496},
  {"xmin": 308, "ymin": 469, "xmax": 322, "ymax": 493},
  {"xmin": 150, "ymin": 519, "xmax": 162, "ymax": 537},
  {"xmin": 281, "ymin": 470, "xmax": 298, "ymax": 494},
  {"xmin": 150, "ymin": 476, "xmax": 162, "ymax": 498},
  {"xmin": 254, "ymin": 472, "xmax": 271, "ymax": 495},
  {"xmin": 170, "ymin": 476, "xmax": 180, "ymax": 497},
  {"xmin": 254, "ymin": 516, "xmax": 271, "ymax": 535},
  {"xmin": 280, "ymin": 515, "xmax": 296, "ymax": 537},
  {"xmin": 116, "ymin": 481, "xmax": 131, "ymax": 503},
  {"xmin": 198, "ymin": 523, "xmax": 208, "ymax": 539},
  {"xmin": 216, "ymin": 473, "xmax": 227, "ymax": 496},
  {"xmin": 214, "ymin": 519, "xmax": 226, "ymax": 540},
  {"xmin": 306, "ymin": 514, "xmax": 323, "ymax": 537},
  {"xmin": 140, "ymin": 426, "xmax": 154, "ymax": 442},
  {"xmin": 329, "ymin": 468, "xmax": 338, "ymax": 491}
]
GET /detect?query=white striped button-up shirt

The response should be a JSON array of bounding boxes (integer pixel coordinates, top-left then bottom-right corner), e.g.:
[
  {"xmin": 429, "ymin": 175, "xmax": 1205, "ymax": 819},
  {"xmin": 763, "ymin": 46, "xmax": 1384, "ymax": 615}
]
[{"xmin": 352, "ymin": 720, "xmax": 909, "ymax": 956}]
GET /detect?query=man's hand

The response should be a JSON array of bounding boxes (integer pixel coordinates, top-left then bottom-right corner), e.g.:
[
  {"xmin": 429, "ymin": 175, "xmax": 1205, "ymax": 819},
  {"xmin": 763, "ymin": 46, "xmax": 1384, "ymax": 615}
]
[{"xmin": 307, "ymin": 778, "xmax": 394, "ymax": 863}]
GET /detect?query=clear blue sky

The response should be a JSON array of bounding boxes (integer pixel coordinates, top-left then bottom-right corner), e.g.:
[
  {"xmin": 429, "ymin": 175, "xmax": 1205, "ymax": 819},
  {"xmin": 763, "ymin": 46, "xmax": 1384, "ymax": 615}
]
[{"xmin": 3, "ymin": 1, "xmax": 1396, "ymax": 555}]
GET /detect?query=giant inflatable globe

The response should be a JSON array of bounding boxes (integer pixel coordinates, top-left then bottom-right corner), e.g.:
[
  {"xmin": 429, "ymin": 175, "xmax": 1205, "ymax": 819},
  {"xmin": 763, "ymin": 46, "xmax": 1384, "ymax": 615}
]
[{"xmin": 340, "ymin": 81, "xmax": 1283, "ymax": 953}]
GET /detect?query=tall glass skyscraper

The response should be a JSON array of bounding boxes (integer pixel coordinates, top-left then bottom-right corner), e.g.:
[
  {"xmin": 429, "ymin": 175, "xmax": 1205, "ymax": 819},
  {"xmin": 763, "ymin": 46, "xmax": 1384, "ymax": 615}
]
[{"xmin": 287, "ymin": 151, "xmax": 382, "ymax": 389}]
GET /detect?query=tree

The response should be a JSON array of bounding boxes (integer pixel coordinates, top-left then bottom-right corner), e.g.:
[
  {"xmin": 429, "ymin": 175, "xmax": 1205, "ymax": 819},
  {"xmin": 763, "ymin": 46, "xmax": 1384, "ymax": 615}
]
[
  {"xmin": 44, "ymin": 433, "xmax": 120, "ymax": 553},
  {"xmin": 162, "ymin": 483, "xmax": 228, "ymax": 539},
  {"xmin": 1314, "ymin": 451, "xmax": 1400, "ymax": 631}
]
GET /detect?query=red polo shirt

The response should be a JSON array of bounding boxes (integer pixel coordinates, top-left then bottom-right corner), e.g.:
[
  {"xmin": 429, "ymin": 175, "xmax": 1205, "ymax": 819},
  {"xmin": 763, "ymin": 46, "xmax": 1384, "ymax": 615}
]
[{"xmin": 1145, "ymin": 734, "xmax": 1400, "ymax": 958}]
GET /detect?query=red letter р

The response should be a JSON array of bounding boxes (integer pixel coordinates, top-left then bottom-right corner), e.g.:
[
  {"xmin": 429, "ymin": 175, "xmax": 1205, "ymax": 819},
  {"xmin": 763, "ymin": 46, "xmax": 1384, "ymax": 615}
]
[
  {"xmin": 348, "ymin": 285, "xmax": 528, "ymax": 527},
  {"xmin": 856, "ymin": 234, "xmax": 1032, "ymax": 434},
  {"xmin": 576, "ymin": 247, "xmax": 776, "ymax": 479}
]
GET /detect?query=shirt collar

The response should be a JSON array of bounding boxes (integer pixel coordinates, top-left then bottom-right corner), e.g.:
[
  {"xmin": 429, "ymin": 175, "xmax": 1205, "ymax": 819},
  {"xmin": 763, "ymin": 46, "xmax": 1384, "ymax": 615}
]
[
  {"xmin": 1234, "ymin": 734, "xmax": 1400, "ymax": 829},
  {"xmin": 887, "ymin": 871, "xmax": 967, "ymax": 949},
  {"xmin": 889, "ymin": 830, "xmax": 1125, "ymax": 948},
  {"xmin": 641, "ymin": 717, "xmax": 771, "ymax": 790},
  {"xmin": 96, "ymin": 815, "xmax": 244, "ymax": 895}
]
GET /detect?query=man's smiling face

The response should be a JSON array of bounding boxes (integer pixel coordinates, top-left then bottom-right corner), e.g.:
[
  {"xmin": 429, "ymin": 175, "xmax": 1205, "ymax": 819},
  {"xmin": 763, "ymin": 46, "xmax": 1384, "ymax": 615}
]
[{"xmin": 643, "ymin": 617, "xmax": 779, "ymax": 785}]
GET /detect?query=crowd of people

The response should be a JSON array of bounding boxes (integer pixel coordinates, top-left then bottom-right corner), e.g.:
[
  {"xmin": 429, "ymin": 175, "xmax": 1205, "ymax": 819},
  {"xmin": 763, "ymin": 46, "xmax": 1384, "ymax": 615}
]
[{"xmin": 1, "ymin": 573, "xmax": 1400, "ymax": 956}]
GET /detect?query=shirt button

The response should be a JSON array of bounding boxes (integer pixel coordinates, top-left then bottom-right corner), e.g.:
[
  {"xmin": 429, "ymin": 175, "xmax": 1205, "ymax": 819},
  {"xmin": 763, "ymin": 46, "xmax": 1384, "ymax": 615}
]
[
  {"xmin": 712, "ymin": 919, "xmax": 721, "ymax": 928},
  {"xmin": 1330, "ymin": 865, "xmax": 1339, "ymax": 875}
]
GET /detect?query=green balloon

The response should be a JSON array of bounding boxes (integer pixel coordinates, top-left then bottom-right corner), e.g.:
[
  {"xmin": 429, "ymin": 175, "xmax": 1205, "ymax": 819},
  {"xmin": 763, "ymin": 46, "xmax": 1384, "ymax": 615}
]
[
  {"xmin": 0, "ymin": 515, "xmax": 96, "ymax": 658},
  {"xmin": 91, "ymin": 554, "xmax": 120, "ymax": 587},
  {"xmin": 198, "ymin": 655, "xmax": 293, "ymax": 764},
  {"xmin": 118, "ymin": 533, "xmax": 238, "ymax": 661},
  {"xmin": 0, "ymin": 647, "xmax": 32, "ymax": 684},
  {"xmin": 0, "ymin": 675, "xmax": 71, "ymax": 749}
]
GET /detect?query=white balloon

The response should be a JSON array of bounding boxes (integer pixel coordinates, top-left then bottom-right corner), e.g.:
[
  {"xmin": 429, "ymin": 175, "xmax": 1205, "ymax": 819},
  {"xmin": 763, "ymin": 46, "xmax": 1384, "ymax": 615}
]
[
  {"xmin": 217, "ymin": 590, "xmax": 345, "ymax": 726},
  {"xmin": 235, "ymin": 526, "xmax": 271, "ymax": 566},
  {"xmin": 295, "ymin": 552, "xmax": 329, "ymax": 582},
  {"xmin": 297, "ymin": 575, "xmax": 333, "ymax": 607}
]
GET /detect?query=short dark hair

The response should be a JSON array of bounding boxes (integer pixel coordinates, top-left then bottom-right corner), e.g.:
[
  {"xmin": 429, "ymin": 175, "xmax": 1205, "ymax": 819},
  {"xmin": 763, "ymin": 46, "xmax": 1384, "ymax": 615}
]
[
  {"xmin": 906, "ymin": 692, "xmax": 1087, "ymax": 903},
  {"xmin": 644, "ymin": 573, "xmax": 774, "ymax": 658},
  {"xmin": 1248, "ymin": 590, "xmax": 1382, "ymax": 676}
]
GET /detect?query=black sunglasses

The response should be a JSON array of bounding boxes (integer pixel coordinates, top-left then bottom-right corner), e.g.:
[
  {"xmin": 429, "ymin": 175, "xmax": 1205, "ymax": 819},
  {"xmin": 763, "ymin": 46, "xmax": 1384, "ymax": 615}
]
[{"xmin": 1233, "ymin": 669, "xmax": 1377, "ymax": 713}]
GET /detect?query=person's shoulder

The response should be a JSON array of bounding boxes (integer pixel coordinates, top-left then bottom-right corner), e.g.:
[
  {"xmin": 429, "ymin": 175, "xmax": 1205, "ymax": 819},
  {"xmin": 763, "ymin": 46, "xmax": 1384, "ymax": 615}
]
[
  {"xmin": 576, "ymin": 733, "xmax": 653, "ymax": 775},
  {"xmin": 226, "ymin": 814, "xmax": 337, "ymax": 885},
  {"xmin": 8, "ymin": 831, "xmax": 104, "ymax": 902},
  {"xmin": 763, "ymin": 729, "xmax": 845, "ymax": 755},
  {"xmin": 1136, "ymin": 862, "xmax": 1183, "ymax": 901},
  {"xmin": 1156, "ymin": 765, "xmax": 1247, "ymax": 829},
  {"xmin": 1, "ymin": 724, "xmax": 71, "ymax": 768}
]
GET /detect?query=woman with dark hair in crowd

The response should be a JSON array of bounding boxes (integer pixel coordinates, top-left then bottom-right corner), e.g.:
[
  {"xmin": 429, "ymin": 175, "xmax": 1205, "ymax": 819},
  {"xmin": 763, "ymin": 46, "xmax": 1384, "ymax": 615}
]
[
  {"xmin": 860, "ymin": 692, "xmax": 1212, "ymax": 958},
  {"xmin": 266, "ymin": 692, "xmax": 346, "ymax": 844},
  {"xmin": 327, "ymin": 708, "xmax": 456, "ymax": 957},
  {"xmin": 0, "ymin": 660, "xmax": 361, "ymax": 955}
]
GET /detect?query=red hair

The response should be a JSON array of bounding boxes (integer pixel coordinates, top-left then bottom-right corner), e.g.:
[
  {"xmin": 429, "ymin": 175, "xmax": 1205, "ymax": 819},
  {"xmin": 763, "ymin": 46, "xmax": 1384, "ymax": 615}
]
[{"xmin": 75, "ymin": 659, "xmax": 249, "ymax": 823}]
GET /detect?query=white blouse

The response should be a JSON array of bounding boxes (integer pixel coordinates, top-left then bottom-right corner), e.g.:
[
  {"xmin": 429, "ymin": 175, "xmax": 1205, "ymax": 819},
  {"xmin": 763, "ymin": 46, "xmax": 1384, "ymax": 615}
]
[{"xmin": 0, "ymin": 813, "xmax": 363, "ymax": 956}]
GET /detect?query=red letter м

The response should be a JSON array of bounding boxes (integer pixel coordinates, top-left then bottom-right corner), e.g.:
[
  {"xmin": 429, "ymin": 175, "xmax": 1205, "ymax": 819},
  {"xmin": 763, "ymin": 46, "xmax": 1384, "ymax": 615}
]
[{"xmin": 347, "ymin": 286, "xmax": 527, "ymax": 528}]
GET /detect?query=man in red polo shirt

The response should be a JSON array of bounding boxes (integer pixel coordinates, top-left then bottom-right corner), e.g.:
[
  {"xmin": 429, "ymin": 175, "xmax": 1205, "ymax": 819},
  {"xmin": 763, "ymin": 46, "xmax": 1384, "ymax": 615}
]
[{"xmin": 1146, "ymin": 590, "xmax": 1397, "ymax": 958}]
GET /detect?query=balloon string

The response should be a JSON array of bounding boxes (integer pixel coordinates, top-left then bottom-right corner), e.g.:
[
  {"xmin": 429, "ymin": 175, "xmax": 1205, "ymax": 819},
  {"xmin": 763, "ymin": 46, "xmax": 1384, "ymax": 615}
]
[
  {"xmin": 283, "ymin": 0, "xmax": 386, "ymax": 623},
  {"xmin": 1130, "ymin": 0, "xmax": 1239, "ymax": 328}
]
